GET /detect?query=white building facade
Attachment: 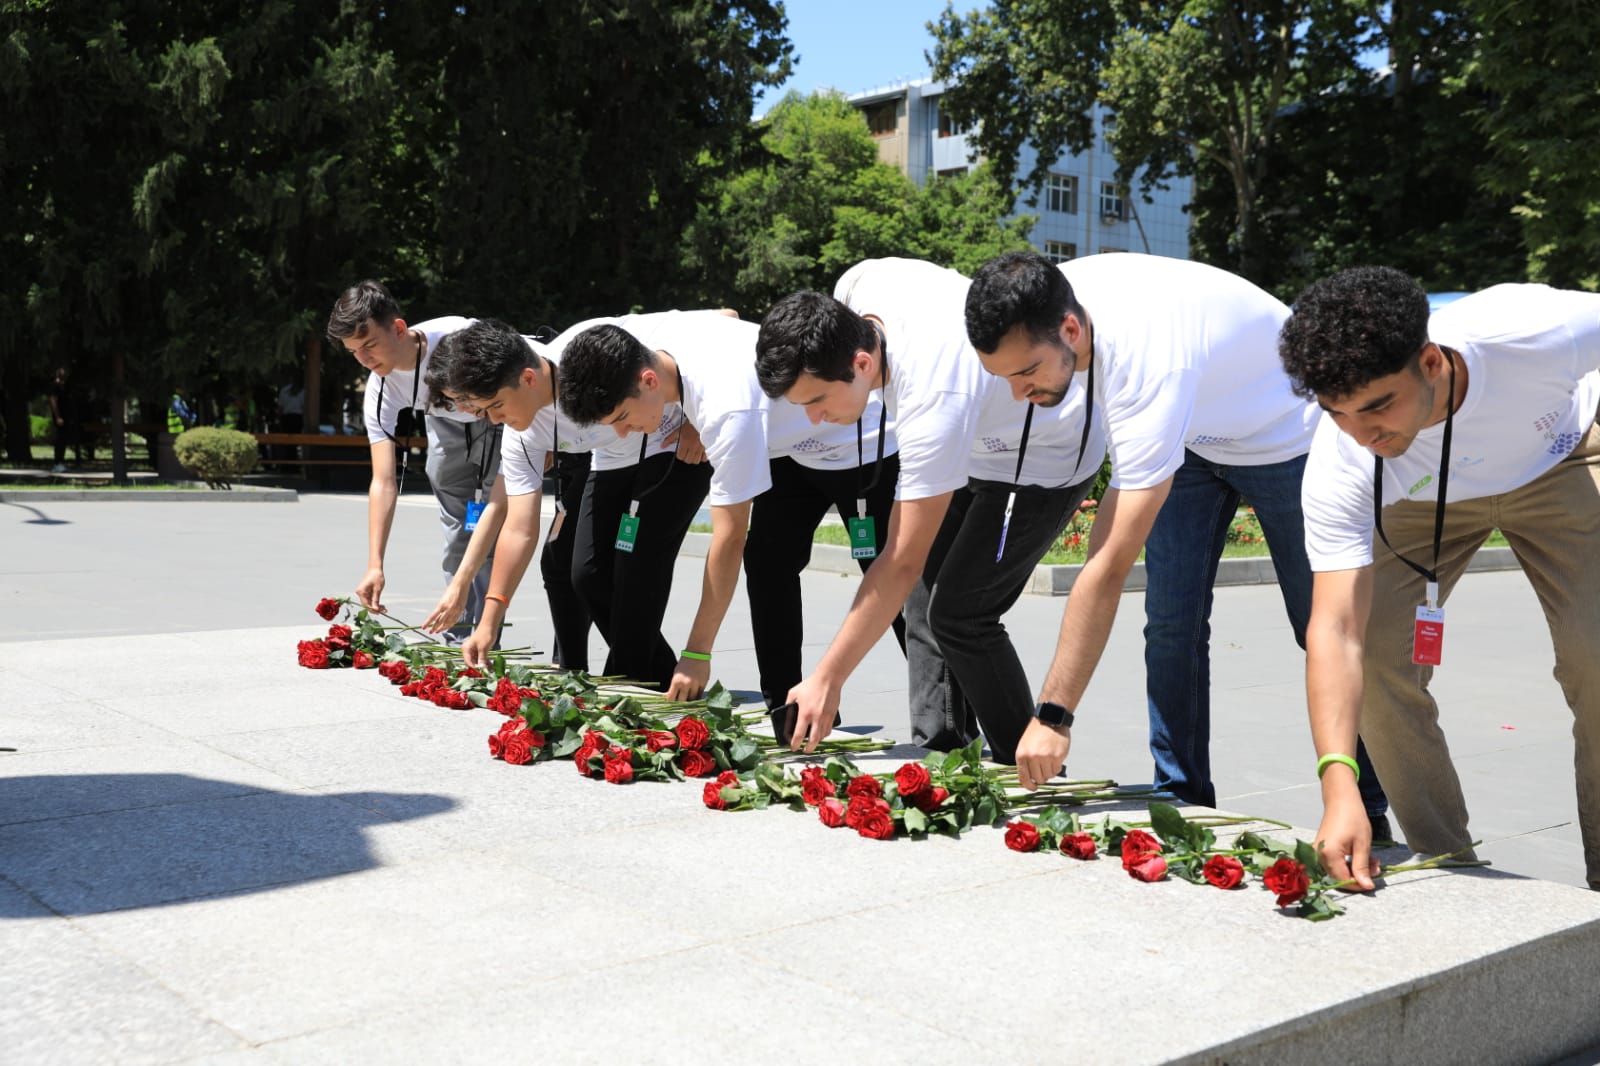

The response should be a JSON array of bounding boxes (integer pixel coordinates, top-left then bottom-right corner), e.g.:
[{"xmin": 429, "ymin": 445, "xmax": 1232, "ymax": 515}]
[{"xmin": 849, "ymin": 79, "xmax": 1191, "ymax": 263}]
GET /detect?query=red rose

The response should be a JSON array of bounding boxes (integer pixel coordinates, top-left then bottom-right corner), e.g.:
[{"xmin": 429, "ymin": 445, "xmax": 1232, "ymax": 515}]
[
  {"xmin": 518, "ymin": 687, "xmax": 541, "ymax": 700},
  {"xmin": 327, "ymin": 624, "xmax": 352, "ymax": 643},
  {"xmin": 703, "ymin": 780, "xmax": 732, "ymax": 810},
  {"xmin": 644, "ymin": 730, "xmax": 678, "ymax": 753},
  {"xmin": 844, "ymin": 775, "xmax": 883, "ymax": 800},
  {"xmin": 801, "ymin": 776, "xmax": 837, "ymax": 807},
  {"xmin": 817, "ymin": 798, "xmax": 846, "ymax": 827},
  {"xmin": 422, "ymin": 666, "xmax": 448, "ymax": 685},
  {"xmin": 378, "ymin": 661, "xmax": 409, "ymax": 684},
  {"xmin": 488, "ymin": 733, "xmax": 504, "ymax": 759},
  {"xmin": 296, "ymin": 640, "xmax": 330, "ymax": 669},
  {"xmin": 675, "ymin": 717, "xmax": 711, "ymax": 751},
  {"xmin": 352, "ymin": 651, "xmax": 375, "ymax": 669},
  {"xmin": 893, "ymin": 763, "xmax": 932, "ymax": 797},
  {"xmin": 912, "ymin": 786, "xmax": 950, "ymax": 813},
  {"xmin": 1203, "ymin": 855, "xmax": 1246, "ymax": 890},
  {"xmin": 857, "ymin": 807, "xmax": 897, "ymax": 840},
  {"xmin": 715, "ymin": 770, "xmax": 740, "ymax": 786},
  {"xmin": 1263, "ymin": 858, "xmax": 1311, "ymax": 907},
  {"xmin": 679, "ymin": 749, "xmax": 718, "ymax": 778},
  {"xmin": 843, "ymin": 795, "xmax": 888, "ymax": 830},
  {"xmin": 502, "ymin": 734, "xmax": 535, "ymax": 766},
  {"xmin": 525, "ymin": 729, "xmax": 546, "ymax": 750},
  {"xmin": 399, "ymin": 681, "xmax": 423, "ymax": 697},
  {"xmin": 603, "ymin": 750, "xmax": 634, "ymax": 784},
  {"xmin": 459, "ymin": 667, "xmax": 484, "ymax": 679},
  {"xmin": 1004, "ymin": 821, "xmax": 1042, "ymax": 853},
  {"xmin": 583, "ymin": 730, "xmax": 611, "ymax": 751},
  {"xmin": 1128, "ymin": 855, "xmax": 1168, "ymax": 882},
  {"xmin": 1060, "ymin": 833, "xmax": 1099, "ymax": 860},
  {"xmin": 315, "ymin": 597, "xmax": 340, "ymax": 621},
  {"xmin": 1120, "ymin": 829, "xmax": 1163, "ymax": 870}
]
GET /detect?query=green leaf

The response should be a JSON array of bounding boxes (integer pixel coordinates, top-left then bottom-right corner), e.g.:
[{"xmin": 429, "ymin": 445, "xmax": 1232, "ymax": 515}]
[
  {"xmin": 902, "ymin": 807, "xmax": 930, "ymax": 835},
  {"xmin": 1149, "ymin": 802, "xmax": 1189, "ymax": 846},
  {"xmin": 1294, "ymin": 840, "xmax": 1325, "ymax": 877},
  {"xmin": 728, "ymin": 736, "xmax": 761, "ymax": 769}
]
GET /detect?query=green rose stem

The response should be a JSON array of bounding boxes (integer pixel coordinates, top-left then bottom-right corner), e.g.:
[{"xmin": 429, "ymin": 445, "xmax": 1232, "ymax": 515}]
[{"xmin": 1332, "ymin": 843, "xmax": 1489, "ymax": 890}]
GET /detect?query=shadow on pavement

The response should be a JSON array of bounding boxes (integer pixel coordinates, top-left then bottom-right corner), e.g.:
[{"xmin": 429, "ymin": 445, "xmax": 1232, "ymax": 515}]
[
  {"xmin": 2, "ymin": 500, "xmax": 71, "ymax": 525},
  {"xmin": 0, "ymin": 773, "xmax": 454, "ymax": 917}
]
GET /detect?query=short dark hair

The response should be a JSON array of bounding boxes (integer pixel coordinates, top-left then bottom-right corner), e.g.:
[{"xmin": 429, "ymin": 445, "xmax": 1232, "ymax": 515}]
[
  {"xmin": 965, "ymin": 250, "xmax": 1086, "ymax": 354},
  {"xmin": 754, "ymin": 291, "xmax": 868, "ymax": 399},
  {"xmin": 556, "ymin": 324, "xmax": 652, "ymax": 425},
  {"xmin": 327, "ymin": 279, "xmax": 402, "ymax": 341},
  {"xmin": 1279, "ymin": 266, "xmax": 1431, "ymax": 400},
  {"xmin": 426, "ymin": 319, "xmax": 532, "ymax": 402}
]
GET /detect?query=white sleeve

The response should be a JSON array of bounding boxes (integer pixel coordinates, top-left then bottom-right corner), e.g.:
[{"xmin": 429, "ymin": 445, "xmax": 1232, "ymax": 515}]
[
  {"xmin": 1105, "ymin": 368, "xmax": 1198, "ymax": 491},
  {"xmin": 702, "ymin": 409, "xmax": 772, "ymax": 506},
  {"xmin": 500, "ymin": 427, "xmax": 543, "ymax": 497},
  {"xmin": 362, "ymin": 372, "xmax": 397, "ymax": 439},
  {"xmin": 1301, "ymin": 427, "xmax": 1375, "ymax": 572},
  {"xmin": 894, "ymin": 390, "xmax": 976, "ymax": 501}
]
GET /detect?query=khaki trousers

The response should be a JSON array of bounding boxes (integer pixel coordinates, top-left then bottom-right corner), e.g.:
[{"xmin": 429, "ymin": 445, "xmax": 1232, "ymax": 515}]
[{"xmin": 1361, "ymin": 418, "xmax": 1600, "ymax": 889}]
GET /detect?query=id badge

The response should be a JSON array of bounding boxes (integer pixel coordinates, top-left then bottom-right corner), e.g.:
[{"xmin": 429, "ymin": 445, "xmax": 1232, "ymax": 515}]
[
  {"xmin": 547, "ymin": 509, "xmax": 566, "ymax": 544},
  {"xmin": 847, "ymin": 515, "xmax": 877, "ymax": 560},
  {"xmin": 615, "ymin": 513, "xmax": 641, "ymax": 553},
  {"xmin": 996, "ymin": 491, "xmax": 1017, "ymax": 562},
  {"xmin": 464, "ymin": 499, "xmax": 486, "ymax": 532},
  {"xmin": 1413, "ymin": 605, "xmax": 1445, "ymax": 666}
]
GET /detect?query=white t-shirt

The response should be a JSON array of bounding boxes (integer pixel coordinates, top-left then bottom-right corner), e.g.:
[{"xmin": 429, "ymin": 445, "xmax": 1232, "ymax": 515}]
[
  {"xmin": 548, "ymin": 316, "xmax": 685, "ymax": 474},
  {"xmin": 500, "ymin": 336, "xmax": 635, "ymax": 497},
  {"xmin": 836, "ymin": 258, "xmax": 1101, "ymax": 499},
  {"xmin": 1303, "ymin": 284, "xmax": 1600, "ymax": 571},
  {"xmin": 362, "ymin": 316, "xmax": 478, "ymax": 439},
  {"xmin": 766, "ymin": 394, "xmax": 898, "ymax": 473},
  {"xmin": 1060, "ymin": 254, "xmax": 1315, "ymax": 491}
]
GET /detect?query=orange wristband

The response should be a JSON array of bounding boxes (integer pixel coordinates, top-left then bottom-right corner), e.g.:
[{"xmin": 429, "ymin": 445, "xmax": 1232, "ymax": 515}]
[{"xmin": 484, "ymin": 593, "xmax": 510, "ymax": 608}]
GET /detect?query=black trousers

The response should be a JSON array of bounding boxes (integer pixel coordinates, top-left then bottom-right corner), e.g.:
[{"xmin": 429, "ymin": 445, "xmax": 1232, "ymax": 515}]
[
  {"xmin": 572, "ymin": 452, "xmax": 712, "ymax": 686},
  {"xmin": 742, "ymin": 454, "xmax": 907, "ymax": 710},
  {"xmin": 907, "ymin": 475, "xmax": 1094, "ymax": 764},
  {"xmin": 541, "ymin": 450, "xmax": 592, "ymax": 672}
]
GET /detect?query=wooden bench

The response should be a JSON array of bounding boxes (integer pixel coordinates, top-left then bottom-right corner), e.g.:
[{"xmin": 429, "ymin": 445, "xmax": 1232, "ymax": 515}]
[{"xmin": 252, "ymin": 433, "xmax": 427, "ymax": 468}]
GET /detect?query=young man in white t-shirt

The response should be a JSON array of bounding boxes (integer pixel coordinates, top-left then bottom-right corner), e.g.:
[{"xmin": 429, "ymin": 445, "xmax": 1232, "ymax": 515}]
[
  {"xmin": 755, "ymin": 259, "xmax": 1103, "ymax": 761},
  {"xmin": 419, "ymin": 312, "xmax": 688, "ymax": 669},
  {"xmin": 965, "ymin": 251, "xmax": 1391, "ymax": 827},
  {"xmin": 326, "ymin": 280, "xmax": 500, "ymax": 640},
  {"xmin": 1280, "ymin": 266, "xmax": 1600, "ymax": 892}
]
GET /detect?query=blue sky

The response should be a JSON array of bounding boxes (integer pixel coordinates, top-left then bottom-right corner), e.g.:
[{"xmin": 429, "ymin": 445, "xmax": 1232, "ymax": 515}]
[{"xmin": 755, "ymin": 1, "xmax": 951, "ymax": 114}]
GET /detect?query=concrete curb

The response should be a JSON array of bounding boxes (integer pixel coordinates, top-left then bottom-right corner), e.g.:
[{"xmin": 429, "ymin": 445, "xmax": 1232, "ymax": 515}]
[
  {"xmin": 682, "ymin": 532, "xmax": 1524, "ymax": 597},
  {"xmin": 0, "ymin": 484, "xmax": 298, "ymax": 503}
]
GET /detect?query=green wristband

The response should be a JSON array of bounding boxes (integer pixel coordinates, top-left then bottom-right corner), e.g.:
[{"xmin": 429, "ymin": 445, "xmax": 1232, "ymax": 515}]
[
  {"xmin": 679, "ymin": 649, "xmax": 712, "ymax": 662},
  {"xmin": 1316, "ymin": 753, "xmax": 1361, "ymax": 782}
]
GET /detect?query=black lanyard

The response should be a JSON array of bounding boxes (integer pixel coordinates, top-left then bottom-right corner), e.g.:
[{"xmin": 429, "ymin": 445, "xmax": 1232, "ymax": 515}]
[
  {"xmin": 631, "ymin": 357, "xmax": 685, "ymax": 507},
  {"xmin": 1008, "ymin": 327, "xmax": 1097, "ymax": 491},
  {"xmin": 373, "ymin": 331, "xmax": 426, "ymax": 494},
  {"xmin": 1373, "ymin": 351, "xmax": 1456, "ymax": 605},
  {"xmin": 855, "ymin": 326, "xmax": 890, "ymax": 516}
]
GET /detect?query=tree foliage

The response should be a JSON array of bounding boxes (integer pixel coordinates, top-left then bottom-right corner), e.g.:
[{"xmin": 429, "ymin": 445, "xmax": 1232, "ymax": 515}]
[{"xmin": 681, "ymin": 90, "xmax": 1035, "ymax": 314}]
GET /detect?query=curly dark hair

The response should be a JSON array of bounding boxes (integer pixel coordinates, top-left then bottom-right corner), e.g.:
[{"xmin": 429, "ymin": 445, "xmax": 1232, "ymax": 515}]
[
  {"xmin": 1279, "ymin": 266, "xmax": 1431, "ymax": 400},
  {"xmin": 966, "ymin": 250, "xmax": 1085, "ymax": 354},
  {"xmin": 327, "ymin": 279, "xmax": 402, "ymax": 341},
  {"xmin": 556, "ymin": 323, "xmax": 651, "ymax": 425},
  {"xmin": 426, "ymin": 319, "xmax": 531, "ymax": 402},
  {"xmin": 754, "ymin": 290, "xmax": 868, "ymax": 399}
]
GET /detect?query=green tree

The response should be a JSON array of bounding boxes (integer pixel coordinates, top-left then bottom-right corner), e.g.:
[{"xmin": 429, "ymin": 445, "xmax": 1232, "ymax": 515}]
[
  {"xmin": 681, "ymin": 90, "xmax": 1034, "ymax": 314},
  {"xmin": 1465, "ymin": 0, "xmax": 1600, "ymax": 290}
]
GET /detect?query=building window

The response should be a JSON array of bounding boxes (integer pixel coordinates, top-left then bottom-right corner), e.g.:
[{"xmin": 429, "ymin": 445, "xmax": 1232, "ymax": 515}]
[
  {"xmin": 1098, "ymin": 181, "xmax": 1125, "ymax": 222},
  {"xmin": 1043, "ymin": 241, "xmax": 1077, "ymax": 263},
  {"xmin": 1098, "ymin": 246, "xmax": 1126, "ymax": 255},
  {"xmin": 936, "ymin": 106, "xmax": 968, "ymax": 138},
  {"xmin": 1046, "ymin": 173, "xmax": 1078, "ymax": 215},
  {"xmin": 936, "ymin": 166, "xmax": 969, "ymax": 181},
  {"xmin": 863, "ymin": 101, "xmax": 898, "ymax": 138}
]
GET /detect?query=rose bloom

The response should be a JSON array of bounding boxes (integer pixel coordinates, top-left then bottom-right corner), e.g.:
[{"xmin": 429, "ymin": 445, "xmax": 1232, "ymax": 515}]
[
  {"xmin": 893, "ymin": 763, "xmax": 932, "ymax": 798},
  {"xmin": 643, "ymin": 730, "xmax": 678, "ymax": 753},
  {"xmin": 715, "ymin": 769, "xmax": 740, "ymax": 786},
  {"xmin": 703, "ymin": 780, "xmax": 731, "ymax": 810},
  {"xmin": 857, "ymin": 808, "xmax": 896, "ymax": 840},
  {"xmin": 502, "ymin": 735, "xmax": 535, "ymax": 766},
  {"xmin": 315, "ymin": 597, "xmax": 341, "ymax": 621},
  {"xmin": 1203, "ymin": 855, "xmax": 1246, "ymax": 890},
  {"xmin": 843, "ymin": 795, "xmax": 888, "ymax": 830},
  {"xmin": 1120, "ymin": 829, "xmax": 1163, "ymax": 870},
  {"xmin": 459, "ymin": 667, "xmax": 484, "ymax": 679},
  {"xmin": 817, "ymin": 798, "xmax": 846, "ymax": 828},
  {"xmin": 488, "ymin": 732, "xmax": 505, "ymax": 759},
  {"xmin": 844, "ymin": 775, "xmax": 883, "ymax": 800},
  {"xmin": 583, "ymin": 730, "xmax": 611, "ymax": 751},
  {"xmin": 1060, "ymin": 832, "xmax": 1099, "ymax": 860},
  {"xmin": 602, "ymin": 750, "xmax": 634, "ymax": 784},
  {"xmin": 679, "ymin": 749, "xmax": 718, "ymax": 778},
  {"xmin": 675, "ymin": 717, "xmax": 711, "ymax": 751},
  {"xmin": 1004, "ymin": 821, "xmax": 1042, "ymax": 853},
  {"xmin": 911, "ymin": 786, "xmax": 950, "ymax": 814},
  {"xmin": 326, "ymin": 624, "xmax": 353, "ymax": 643},
  {"xmin": 378, "ymin": 661, "xmax": 409, "ymax": 684},
  {"xmin": 296, "ymin": 640, "xmax": 330, "ymax": 669},
  {"xmin": 352, "ymin": 651, "xmax": 375, "ymax": 669},
  {"xmin": 800, "ymin": 776, "xmax": 837, "ymax": 807},
  {"xmin": 1128, "ymin": 855, "xmax": 1168, "ymax": 883},
  {"xmin": 1263, "ymin": 857, "xmax": 1312, "ymax": 907}
]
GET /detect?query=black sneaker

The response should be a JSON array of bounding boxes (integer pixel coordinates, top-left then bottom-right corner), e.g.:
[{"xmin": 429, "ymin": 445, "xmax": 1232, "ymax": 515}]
[{"xmin": 1368, "ymin": 813, "xmax": 1395, "ymax": 847}]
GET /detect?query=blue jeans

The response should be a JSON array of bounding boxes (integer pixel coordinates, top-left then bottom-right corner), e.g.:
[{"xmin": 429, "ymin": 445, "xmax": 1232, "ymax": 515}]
[{"xmin": 1143, "ymin": 449, "xmax": 1388, "ymax": 814}]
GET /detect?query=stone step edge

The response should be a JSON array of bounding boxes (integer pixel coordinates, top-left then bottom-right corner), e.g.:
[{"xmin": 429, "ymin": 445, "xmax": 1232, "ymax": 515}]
[{"xmin": 680, "ymin": 533, "xmax": 1522, "ymax": 598}]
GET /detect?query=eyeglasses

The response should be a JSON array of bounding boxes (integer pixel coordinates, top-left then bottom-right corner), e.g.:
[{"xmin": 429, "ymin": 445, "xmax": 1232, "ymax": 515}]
[{"xmin": 447, "ymin": 391, "xmax": 512, "ymax": 417}]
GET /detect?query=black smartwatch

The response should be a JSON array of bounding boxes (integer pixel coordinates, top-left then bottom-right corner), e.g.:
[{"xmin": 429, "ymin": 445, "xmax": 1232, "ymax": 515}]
[{"xmin": 1034, "ymin": 701, "xmax": 1075, "ymax": 729}]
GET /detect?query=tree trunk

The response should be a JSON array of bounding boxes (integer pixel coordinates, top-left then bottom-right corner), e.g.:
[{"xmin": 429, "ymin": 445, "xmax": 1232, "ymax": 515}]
[
  {"xmin": 110, "ymin": 348, "xmax": 129, "ymax": 484},
  {"xmin": 1, "ymin": 355, "xmax": 30, "ymax": 464},
  {"xmin": 303, "ymin": 334, "xmax": 322, "ymax": 433}
]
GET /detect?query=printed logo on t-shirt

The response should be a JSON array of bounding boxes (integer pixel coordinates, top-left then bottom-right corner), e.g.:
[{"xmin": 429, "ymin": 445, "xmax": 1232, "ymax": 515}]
[
  {"xmin": 1189, "ymin": 434, "xmax": 1236, "ymax": 446},
  {"xmin": 791, "ymin": 438, "xmax": 827, "ymax": 454},
  {"xmin": 1407, "ymin": 473, "xmax": 1433, "ymax": 496},
  {"xmin": 1549, "ymin": 431, "xmax": 1583, "ymax": 457},
  {"xmin": 979, "ymin": 436, "xmax": 1012, "ymax": 453},
  {"xmin": 1533, "ymin": 409, "xmax": 1562, "ymax": 433}
]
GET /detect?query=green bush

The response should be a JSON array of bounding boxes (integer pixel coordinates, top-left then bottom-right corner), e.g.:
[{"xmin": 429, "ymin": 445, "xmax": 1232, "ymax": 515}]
[
  {"xmin": 173, "ymin": 426, "xmax": 259, "ymax": 488},
  {"xmin": 31, "ymin": 414, "xmax": 52, "ymax": 443}
]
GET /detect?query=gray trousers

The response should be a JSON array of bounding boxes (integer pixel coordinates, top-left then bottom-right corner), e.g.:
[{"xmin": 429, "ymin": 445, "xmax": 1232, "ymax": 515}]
[
  {"xmin": 906, "ymin": 475, "xmax": 1094, "ymax": 764},
  {"xmin": 424, "ymin": 414, "xmax": 502, "ymax": 632}
]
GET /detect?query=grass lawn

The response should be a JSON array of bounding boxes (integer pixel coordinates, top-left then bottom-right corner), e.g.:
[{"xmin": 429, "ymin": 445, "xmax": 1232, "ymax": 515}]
[{"xmin": 0, "ymin": 481, "xmax": 198, "ymax": 491}]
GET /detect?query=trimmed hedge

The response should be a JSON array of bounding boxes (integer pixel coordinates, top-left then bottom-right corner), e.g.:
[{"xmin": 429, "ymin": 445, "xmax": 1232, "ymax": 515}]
[{"xmin": 173, "ymin": 427, "xmax": 259, "ymax": 488}]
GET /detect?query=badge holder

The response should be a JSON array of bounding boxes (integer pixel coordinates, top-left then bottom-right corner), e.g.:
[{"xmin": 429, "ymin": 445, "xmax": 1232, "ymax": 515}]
[
  {"xmin": 1413, "ymin": 580, "xmax": 1445, "ymax": 666},
  {"xmin": 464, "ymin": 490, "xmax": 486, "ymax": 533},
  {"xmin": 547, "ymin": 496, "xmax": 566, "ymax": 544},
  {"xmin": 615, "ymin": 500, "xmax": 641, "ymax": 553},
  {"xmin": 847, "ymin": 497, "xmax": 876, "ymax": 560},
  {"xmin": 996, "ymin": 491, "xmax": 1016, "ymax": 562}
]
